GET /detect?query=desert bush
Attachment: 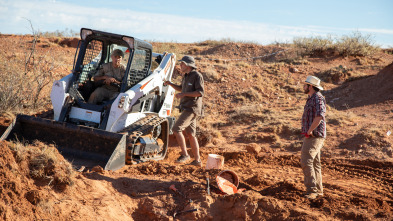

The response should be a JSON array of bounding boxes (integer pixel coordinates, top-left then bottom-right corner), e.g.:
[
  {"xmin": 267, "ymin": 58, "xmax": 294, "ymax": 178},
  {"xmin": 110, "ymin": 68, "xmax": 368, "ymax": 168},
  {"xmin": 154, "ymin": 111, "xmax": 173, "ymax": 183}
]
[
  {"xmin": 0, "ymin": 27, "xmax": 54, "ymax": 113},
  {"xmin": 335, "ymin": 31, "xmax": 379, "ymax": 57},
  {"xmin": 293, "ymin": 36, "xmax": 334, "ymax": 56},
  {"xmin": 38, "ymin": 28, "xmax": 78, "ymax": 38},
  {"xmin": 293, "ymin": 32, "xmax": 380, "ymax": 57}
]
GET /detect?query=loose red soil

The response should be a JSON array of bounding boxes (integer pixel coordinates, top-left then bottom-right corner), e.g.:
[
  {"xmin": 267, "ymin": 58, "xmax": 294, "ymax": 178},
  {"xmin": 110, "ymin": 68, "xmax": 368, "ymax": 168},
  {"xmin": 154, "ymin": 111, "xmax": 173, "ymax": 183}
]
[{"xmin": 1, "ymin": 34, "xmax": 393, "ymax": 220}]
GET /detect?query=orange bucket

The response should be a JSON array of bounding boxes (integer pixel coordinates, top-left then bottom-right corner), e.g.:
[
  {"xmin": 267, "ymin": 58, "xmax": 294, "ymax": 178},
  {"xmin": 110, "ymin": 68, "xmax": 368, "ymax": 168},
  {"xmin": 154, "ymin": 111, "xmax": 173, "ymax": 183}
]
[{"xmin": 216, "ymin": 170, "xmax": 239, "ymax": 195}]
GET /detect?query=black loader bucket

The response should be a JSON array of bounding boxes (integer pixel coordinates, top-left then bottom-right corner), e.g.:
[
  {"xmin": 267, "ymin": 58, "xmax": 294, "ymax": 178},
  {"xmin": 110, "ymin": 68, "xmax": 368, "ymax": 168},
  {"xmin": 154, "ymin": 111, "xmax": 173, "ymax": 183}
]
[{"xmin": 1, "ymin": 114, "xmax": 126, "ymax": 171}]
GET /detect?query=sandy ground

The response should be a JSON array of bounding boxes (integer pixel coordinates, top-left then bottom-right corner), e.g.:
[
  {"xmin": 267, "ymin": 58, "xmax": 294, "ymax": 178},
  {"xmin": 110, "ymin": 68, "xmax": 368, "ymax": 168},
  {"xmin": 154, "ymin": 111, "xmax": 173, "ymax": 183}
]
[{"xmin": 0, "ymin": 34, "xmax": 393, "ymax": 220}]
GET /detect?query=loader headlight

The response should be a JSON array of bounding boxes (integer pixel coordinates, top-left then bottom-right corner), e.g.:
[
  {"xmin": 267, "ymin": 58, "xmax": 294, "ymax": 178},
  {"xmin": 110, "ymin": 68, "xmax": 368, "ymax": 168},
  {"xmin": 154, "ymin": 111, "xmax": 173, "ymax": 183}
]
[
  {"xmin": 118, "ymin": 96, "xmax": 127, "ymax": 109},
  {"xmin": 81, "ymin": 29, "xmax": 93, "ymax": 40}
]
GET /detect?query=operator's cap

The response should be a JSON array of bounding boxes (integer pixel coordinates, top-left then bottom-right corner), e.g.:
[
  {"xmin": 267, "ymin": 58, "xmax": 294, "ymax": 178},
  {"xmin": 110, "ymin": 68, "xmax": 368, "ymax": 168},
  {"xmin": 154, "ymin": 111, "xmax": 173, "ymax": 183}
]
[
  {"xmin": 111, "ymin": 49, "xmax": 124, "ymax": 58},
  {"xmin": 178, "ymin": 55, "xmax": 197, "ymax": 69},
  {"xmin": 304, "ymin": 76, "xmax": 323, "ymax": 90}
]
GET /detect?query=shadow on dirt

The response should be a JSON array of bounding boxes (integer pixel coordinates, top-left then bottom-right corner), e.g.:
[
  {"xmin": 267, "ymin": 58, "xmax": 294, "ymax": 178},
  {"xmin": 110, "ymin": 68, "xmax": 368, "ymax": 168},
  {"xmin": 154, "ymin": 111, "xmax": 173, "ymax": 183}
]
[{"xmin": 325, "ymin": 62, "xmax": 393, "ymax": 110}]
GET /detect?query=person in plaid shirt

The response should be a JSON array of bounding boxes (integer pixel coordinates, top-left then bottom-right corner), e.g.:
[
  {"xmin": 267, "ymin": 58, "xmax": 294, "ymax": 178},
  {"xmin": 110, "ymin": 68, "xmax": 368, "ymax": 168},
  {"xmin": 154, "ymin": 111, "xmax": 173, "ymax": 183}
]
[{"xmin": 301, "ymin": 76, "xmax": 326, "ymax": 200}]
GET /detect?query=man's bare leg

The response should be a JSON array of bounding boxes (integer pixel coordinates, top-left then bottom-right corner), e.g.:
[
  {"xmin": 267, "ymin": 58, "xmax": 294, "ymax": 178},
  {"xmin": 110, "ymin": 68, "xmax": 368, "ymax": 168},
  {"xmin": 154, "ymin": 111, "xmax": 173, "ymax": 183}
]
[
  {"xmin": 187, "ymin": 133, "xmax": 200, "ymax": 162},
  {"xmin": 174, "ymin": 131, "xmax": 188, "ymax": 156}
]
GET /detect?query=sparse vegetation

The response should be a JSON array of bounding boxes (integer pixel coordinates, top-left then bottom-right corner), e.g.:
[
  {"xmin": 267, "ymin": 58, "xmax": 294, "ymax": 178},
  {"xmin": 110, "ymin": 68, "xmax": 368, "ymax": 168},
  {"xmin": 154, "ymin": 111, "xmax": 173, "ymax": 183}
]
[
  {"xmin": 0, "ymin": 23, "xmax": 55, "ymax": 113},
  {"xmin": 293, "ymin": 35, "xmax": 334, "ymax": 56},
  {"xmin": 38, "ymin": 28, "xmax": 79, "ymax": 38},
  {"xmin": 335, "ymin": 31, "xmax": 379, "ymax": 57},
  {"xmin": 198, "ymin": 38, "xmax": 259, "ymax": 47},
  {"xmin": 294, "ymin": 31, "xmax": 380, "ymax": 57}
]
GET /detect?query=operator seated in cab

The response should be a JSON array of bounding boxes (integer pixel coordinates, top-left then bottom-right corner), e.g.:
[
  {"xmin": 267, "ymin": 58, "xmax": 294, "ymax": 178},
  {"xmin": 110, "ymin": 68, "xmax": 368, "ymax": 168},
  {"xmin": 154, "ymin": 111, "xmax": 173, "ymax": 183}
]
[{"xmin": 88, "ymin": 49, "xmax": 126, "ymax": 104}]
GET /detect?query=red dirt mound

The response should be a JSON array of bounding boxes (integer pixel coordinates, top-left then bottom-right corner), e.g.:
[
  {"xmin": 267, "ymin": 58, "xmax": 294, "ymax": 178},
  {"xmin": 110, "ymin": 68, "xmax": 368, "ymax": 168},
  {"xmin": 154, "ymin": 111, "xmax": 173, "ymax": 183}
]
[
  {"xmin": 327, "ymin": 62, "xmax": 393, "ymax": 109},
  {"xmin": 198, "ymin": 42, "xmax": 286, "ymax": 61}
]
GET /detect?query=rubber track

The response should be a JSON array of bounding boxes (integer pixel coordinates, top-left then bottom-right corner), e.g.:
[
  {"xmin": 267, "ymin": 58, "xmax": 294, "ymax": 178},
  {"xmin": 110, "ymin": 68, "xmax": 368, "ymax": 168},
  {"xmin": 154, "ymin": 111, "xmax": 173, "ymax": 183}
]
[{"xmin": 121, "ymin": 114, "xmax": 167, "ymax": 164}]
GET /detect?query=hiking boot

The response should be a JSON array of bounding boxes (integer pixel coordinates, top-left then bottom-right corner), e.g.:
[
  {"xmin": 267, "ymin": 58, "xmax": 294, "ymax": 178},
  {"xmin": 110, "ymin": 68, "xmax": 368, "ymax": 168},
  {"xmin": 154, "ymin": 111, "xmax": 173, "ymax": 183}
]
[
  {"xmin": 189, "ymin": 160, "xmax": 202, "ymax": 167},
  {"xmin": 176, "ymin": 155, "xmax": 190, "ymax": 163}
]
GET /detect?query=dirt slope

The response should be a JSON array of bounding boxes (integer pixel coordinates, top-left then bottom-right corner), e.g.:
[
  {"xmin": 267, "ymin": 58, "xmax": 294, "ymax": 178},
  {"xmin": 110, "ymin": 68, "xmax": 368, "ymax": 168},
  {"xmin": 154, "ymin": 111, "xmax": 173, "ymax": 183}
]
[
  {"xmin": 1, "ymin": 35, "xmax": 393, "ymax": 220},
  {"xmin": 327, "ymin": 62, "xmax": 393, "ymax": 109}
]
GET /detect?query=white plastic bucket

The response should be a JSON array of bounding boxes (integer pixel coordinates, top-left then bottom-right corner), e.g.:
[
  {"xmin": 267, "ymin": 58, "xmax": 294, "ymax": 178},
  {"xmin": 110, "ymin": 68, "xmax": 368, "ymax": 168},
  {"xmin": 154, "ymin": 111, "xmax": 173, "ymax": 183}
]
[{"xmin": 206, "ymin": 154, "xmax": 224, "ymax": 169}]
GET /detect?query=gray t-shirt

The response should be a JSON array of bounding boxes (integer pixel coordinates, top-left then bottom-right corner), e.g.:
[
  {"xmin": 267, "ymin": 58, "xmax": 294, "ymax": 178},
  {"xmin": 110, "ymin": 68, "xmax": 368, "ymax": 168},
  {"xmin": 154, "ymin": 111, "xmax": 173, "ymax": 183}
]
[{"xmin": 180, "ymin": 70, "xmax": 205, "ymax": 116}]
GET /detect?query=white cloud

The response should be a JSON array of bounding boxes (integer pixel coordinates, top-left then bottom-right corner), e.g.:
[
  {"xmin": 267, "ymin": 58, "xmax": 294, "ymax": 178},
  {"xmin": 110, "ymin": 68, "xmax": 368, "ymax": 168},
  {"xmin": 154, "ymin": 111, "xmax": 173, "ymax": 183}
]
[{"xmin": 1, "ymin": 0, "xmax": 393, "ymax": 47}]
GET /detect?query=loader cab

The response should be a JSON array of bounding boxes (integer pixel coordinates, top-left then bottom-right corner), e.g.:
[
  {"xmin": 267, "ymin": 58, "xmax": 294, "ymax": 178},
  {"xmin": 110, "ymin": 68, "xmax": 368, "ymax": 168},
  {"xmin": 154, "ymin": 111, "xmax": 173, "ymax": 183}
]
[{"xmin": 62, "ymin": 28, "xmax": 153, "ymax": 128}]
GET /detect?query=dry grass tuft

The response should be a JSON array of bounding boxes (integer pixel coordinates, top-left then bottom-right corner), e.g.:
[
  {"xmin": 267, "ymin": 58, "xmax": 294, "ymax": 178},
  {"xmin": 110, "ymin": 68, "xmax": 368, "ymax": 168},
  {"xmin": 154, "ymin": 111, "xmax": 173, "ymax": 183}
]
[
  {"xmin": 229, "ymin": 104, "xmax": 266, "ymax": 124},
  {"xmin": 235, "ymin": 87, "xmax": 263, "ymax": 103},
  {"xmin": 201, "ymin": 66, "xmax": 220, "ymax": 82},
  {"xmin": 9, "ymin": 141, "xmax": 75, "ymax": 190}
]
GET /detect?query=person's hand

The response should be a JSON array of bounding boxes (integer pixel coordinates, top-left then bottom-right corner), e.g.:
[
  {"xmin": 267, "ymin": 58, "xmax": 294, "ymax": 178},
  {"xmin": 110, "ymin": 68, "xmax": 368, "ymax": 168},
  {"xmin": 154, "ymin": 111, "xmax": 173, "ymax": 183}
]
[
  {"xmin": 104, "ymin": 77, "xmax": 117, "ymax": 85},
  {"xmin": 307, "ymin": 130, "xmax": 314, "ymax": 137}
]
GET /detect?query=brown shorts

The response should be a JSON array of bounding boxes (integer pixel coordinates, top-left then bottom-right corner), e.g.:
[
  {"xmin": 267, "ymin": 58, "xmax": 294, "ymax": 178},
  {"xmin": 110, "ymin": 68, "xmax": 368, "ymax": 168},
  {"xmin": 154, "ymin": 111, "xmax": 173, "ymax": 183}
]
[{"xmin": 172, "ymin": 111, "xmax": 197, "ymax": 136}]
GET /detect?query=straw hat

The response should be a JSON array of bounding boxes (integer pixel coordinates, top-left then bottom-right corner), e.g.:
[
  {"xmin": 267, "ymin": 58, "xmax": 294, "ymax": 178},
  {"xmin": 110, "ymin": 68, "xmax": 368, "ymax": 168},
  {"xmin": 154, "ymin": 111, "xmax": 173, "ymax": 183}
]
[{"xmin": 304, "ymin": 76, "xmax": 323, "ymax": 90}]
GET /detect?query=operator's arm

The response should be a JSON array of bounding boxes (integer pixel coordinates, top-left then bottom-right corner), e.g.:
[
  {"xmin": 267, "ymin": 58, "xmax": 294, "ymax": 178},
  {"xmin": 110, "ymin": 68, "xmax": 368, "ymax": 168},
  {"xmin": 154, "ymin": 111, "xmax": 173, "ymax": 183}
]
[
  {"xmin": 306, "ymin": 116, "xmax": 323, "ymax": 136},
  {"xmin": 94, "ymin": 75, "xmax": 120, "ymax": 84},
  {"xmin": 164, "ymin": 81, "xmax": 182, "ymax": 92},
  {"xmin": 93, "ymin": 64, "xmax": 121, "ymax": 85}
]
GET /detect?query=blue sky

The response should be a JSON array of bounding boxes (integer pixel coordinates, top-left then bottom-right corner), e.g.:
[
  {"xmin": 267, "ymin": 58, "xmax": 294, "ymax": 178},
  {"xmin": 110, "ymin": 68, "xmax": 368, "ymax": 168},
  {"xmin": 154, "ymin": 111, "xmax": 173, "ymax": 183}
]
[{"xmin": 1, "ymin": 0, "xmax": 392, "ymax": 47}]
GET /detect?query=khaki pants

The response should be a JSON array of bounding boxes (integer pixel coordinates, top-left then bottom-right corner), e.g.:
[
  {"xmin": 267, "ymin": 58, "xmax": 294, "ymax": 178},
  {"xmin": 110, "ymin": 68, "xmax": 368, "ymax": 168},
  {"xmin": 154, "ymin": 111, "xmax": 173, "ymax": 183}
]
[
  {"xmin": 88, "ymin": 87, "xmax": 119, "ymax": 104},
  {"xmin": 172, "ymin": 111, "xmax": 197, "ymax": 136},
  {"xmin": 301, "ymin": 137, "xmax": 325, "ymax": 194}
]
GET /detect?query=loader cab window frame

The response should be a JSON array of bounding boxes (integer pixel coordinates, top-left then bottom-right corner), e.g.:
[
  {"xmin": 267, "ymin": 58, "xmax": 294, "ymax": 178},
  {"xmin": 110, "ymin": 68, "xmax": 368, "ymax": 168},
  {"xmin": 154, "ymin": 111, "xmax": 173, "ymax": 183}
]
[
  {"xmin": 125, "ymin": 47, "xmax": 152, "ymax": 90},
  {"xmin": 76, "ymin": 39, "xmax": 103, "ymax": 86}
]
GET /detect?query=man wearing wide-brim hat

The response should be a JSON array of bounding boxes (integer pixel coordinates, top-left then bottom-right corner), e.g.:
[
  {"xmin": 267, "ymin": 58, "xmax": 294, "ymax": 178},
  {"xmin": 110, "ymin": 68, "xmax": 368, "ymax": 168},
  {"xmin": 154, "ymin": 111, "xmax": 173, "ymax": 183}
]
[
  {"xmin": 300, "ymin": 75, "xmax": 326, "ymax": 199},
  {"xmin": 165, "ymin": 55, "xmax": 204, "ymax": 167}
]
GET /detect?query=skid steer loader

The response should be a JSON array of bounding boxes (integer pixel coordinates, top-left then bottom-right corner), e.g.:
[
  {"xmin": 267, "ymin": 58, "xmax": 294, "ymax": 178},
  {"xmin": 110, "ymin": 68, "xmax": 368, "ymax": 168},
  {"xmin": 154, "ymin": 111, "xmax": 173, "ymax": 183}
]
[{"xmin": 1, "ymin": 28, "xmax": 177, "ymax": 171}]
